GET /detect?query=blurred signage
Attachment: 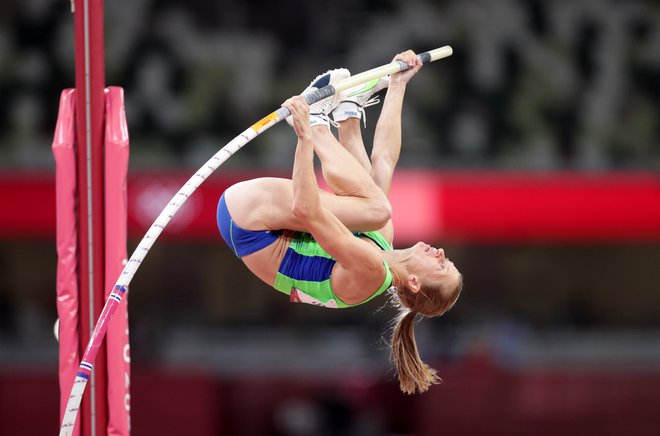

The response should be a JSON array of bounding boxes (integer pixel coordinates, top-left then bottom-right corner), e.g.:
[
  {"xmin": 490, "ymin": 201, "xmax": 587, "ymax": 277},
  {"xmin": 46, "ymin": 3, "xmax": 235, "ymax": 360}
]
[{"xmin": 1, "ymin": 171, "xmax": 659, "ymax": 244}]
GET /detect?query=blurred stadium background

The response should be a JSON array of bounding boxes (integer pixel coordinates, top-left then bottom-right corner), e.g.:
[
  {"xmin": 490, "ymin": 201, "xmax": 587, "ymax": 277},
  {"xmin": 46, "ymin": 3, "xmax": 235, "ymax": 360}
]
[{"xmin": 1, "ymin": 0, "xmax": 660, "ymax": 435}]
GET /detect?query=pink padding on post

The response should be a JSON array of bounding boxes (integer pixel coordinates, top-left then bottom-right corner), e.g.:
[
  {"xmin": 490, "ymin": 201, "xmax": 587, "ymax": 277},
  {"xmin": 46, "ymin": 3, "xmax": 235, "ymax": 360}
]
[
  {"xmin": 104, "ymin": 86, "xmax": 131, "ymax": 436},
  {"xmin": 53, "ymin": 88, "xmax": 81, "ymax": 436}
]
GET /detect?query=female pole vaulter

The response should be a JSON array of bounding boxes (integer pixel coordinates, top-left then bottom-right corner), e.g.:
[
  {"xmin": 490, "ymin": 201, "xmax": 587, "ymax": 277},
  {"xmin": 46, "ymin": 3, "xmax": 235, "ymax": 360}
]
[{"xmin": 217, "ymin": 50, "xmax": 462, "ymax": 394}]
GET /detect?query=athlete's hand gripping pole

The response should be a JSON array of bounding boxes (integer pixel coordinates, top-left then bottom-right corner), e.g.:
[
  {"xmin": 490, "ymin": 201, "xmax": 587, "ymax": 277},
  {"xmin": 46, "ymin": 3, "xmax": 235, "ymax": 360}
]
[
  {"xmin": 273, "ymin": 46, "xmax": 453, "ymax": 123},
  {"xmin": 58, "ymin": 45, "xmax": 452, "ymax": 435}
]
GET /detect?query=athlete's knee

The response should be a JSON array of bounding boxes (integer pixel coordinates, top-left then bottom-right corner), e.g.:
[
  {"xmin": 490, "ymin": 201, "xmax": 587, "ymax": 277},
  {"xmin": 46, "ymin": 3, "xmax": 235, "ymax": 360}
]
[
  {"xmin": 367, "ymin": 193, "xmax": 392, "ymax": 229},
  {"xmin": 358, "ymin": 183, "xmax": 392, "ymax": 226}
]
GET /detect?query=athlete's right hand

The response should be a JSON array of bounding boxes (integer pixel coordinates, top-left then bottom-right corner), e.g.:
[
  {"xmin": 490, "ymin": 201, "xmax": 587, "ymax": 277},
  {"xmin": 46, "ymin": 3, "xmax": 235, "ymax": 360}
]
[
  {"xmin": 282, "ymin": 96, "xmax": 312, "ymax": 140},
  {"xmin": 390, "ymin": 50, "xmax": 422, "ymax": 87}
]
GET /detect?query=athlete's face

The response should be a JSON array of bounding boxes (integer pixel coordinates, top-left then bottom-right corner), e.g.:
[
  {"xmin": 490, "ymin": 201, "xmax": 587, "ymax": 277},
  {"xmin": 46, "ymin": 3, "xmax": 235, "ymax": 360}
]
[{"xmin": 407, "ymin": 242, "xmax": 460, "ymax": 287}]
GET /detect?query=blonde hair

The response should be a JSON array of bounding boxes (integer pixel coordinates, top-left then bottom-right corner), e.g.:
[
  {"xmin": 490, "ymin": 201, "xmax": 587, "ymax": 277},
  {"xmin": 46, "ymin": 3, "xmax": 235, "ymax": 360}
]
[{"xmin": 389, "ymin": 274, "xmax": 463, "ymax": 394}]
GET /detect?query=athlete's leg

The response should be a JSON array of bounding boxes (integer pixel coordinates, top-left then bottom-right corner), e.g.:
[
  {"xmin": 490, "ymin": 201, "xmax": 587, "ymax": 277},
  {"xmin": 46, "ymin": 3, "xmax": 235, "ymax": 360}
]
[
  {"xmin": 282, "ymin": 67, "xmax": 388, "ymax": 218},
  {"xmin": 336, "ymin": 118, "xmax": 371, "ymax": 171},
  {"xmin": 223, "ymin": 67, "xmax": 403, "ymax": 234},
  {"xmin": 307, "ymin": 74, "xmax": 396, "ymax": 216},
  {"xmin": 332, "ymin": 76, "xmax": 389, "ymax": 172},
  {"xmin": 224, "ymin": 176, "xmax": 390, "ymax": 233},
  {"xmin": 312, "ymin": 124, "xmax": 384, "ymax": 202}
]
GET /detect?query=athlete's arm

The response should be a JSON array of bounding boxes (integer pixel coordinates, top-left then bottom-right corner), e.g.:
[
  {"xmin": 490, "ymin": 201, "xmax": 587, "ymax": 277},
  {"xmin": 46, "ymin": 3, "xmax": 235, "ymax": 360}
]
[
  {"xmin": 370, "ymin": 50, "xmax": 422, "ymax": 243},
  {"xmin": 370, "ymin": 50, "xmax": 422, "ymax": 197},
  {"xmin": 284, "ymin": 97, "xmax": 386, "ymax": 295}
]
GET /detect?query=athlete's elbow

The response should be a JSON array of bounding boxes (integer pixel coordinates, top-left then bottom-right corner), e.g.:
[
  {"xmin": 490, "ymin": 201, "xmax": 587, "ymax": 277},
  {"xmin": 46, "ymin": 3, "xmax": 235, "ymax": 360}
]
[{"xmin": 291, "ymin": 200, "xmax": 315, "ymax": 223}]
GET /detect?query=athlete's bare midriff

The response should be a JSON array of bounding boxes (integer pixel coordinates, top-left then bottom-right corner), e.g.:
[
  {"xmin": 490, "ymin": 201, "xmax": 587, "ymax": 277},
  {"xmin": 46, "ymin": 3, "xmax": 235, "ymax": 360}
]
[{"xmin": 240, "ymin": 230, "xmax": 292, "ymax": 286}]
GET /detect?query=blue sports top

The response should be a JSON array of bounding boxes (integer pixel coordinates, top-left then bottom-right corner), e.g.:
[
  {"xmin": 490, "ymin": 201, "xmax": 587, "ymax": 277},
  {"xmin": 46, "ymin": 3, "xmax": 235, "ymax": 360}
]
[{"xmin": 273, "ymin": 230, "xmax": 393, "ymax": 308}]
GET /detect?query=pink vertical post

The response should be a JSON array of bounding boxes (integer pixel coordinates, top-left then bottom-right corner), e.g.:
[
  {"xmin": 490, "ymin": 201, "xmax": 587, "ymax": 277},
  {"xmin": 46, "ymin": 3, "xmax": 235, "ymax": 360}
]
[
  {"xmin": 74, "ymin": 0, "xmax": 107, "ymax": 434},
  {"xmin": 53, "ymin": 88, "xmax": 81, "ymax": 436},
  {"xmin": 104, "ymin": 86, "xmax": 131, "ymax": 435}
]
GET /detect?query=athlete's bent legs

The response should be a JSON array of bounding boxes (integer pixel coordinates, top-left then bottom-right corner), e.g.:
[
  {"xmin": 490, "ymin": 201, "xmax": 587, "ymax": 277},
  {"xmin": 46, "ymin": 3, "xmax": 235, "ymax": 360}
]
[
  {"xmin": 337, "ymin": 118, "xmax": 372, "ymax": 172},
  {"xmin": 311, "ymin": 125, "xmax": 385, "ymax": 204},
  {"xmin": 224, "ymin": 173, "xmax": 390, "ymax": 233}
]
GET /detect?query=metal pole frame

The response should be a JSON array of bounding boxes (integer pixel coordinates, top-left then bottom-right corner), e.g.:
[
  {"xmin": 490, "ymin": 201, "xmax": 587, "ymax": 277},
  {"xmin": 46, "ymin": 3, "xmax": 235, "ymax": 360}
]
[{"xmin": 73, "ymin": 0, "xmax": 107, "ymax": 435}]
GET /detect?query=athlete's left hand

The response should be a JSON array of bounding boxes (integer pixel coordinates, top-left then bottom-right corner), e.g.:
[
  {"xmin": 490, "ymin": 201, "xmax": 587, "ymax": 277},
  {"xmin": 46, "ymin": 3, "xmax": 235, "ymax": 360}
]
[{"xmin": 283, "ymin": 96, "xmax": 312, "ymax": 140}]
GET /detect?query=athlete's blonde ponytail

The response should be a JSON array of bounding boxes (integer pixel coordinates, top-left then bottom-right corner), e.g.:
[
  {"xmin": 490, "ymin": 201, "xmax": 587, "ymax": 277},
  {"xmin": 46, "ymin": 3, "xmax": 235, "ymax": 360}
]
[
  {"xmin": 389, "ymin": 274, "xmax": 462, "ymax": 394},
  {"xmin": 390, "ymin": 308, "xmax": 440, "ymax": 394}
]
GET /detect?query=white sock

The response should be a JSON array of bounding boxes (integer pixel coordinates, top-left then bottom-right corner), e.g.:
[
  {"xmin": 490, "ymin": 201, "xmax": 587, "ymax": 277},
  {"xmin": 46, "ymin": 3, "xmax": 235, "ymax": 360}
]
[
  {"xmin": 286, "ymin": 113, "xmax": 331, "ymax": 129},
  {"xmin": 309, "ymin": 113, "xmax": 330, "ymax": 128}
]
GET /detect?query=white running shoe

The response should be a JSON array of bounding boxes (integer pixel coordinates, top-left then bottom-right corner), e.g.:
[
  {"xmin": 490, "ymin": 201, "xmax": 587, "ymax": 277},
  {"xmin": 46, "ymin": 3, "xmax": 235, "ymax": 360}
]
[
  {"xmin": 332, "ymin": 76, "xmax": 390, "ymax": 126},
  {"xmin": 287, "ymin": 68, "xmax": 351, "ymax": 128}
]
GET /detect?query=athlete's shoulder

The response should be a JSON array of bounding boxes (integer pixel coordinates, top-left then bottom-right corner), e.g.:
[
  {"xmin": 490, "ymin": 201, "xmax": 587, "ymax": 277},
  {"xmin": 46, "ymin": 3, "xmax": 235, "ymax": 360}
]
[{"xmin": 356, "ymin": 230, "xmax": 393, "ymax": 251}]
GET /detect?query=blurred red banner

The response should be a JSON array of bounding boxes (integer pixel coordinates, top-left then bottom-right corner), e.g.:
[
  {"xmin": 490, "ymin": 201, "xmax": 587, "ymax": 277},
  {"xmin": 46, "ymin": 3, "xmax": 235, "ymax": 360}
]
[{"xmin": 1, "ymin": 171, "xmax": 659, "ymax": 244}]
